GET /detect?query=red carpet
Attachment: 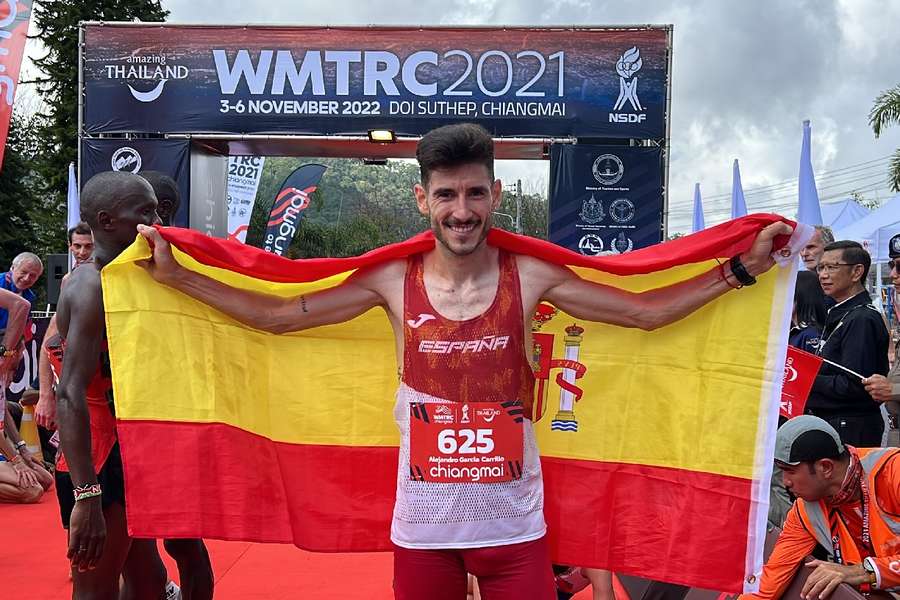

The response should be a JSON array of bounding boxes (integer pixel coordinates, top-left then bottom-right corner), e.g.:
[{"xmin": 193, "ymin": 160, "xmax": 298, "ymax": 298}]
[
  {"xmin": 0, "ymin": 494, "xmax": 395, "ymax": 598},
  {"xmin": 1, "ymin": 495, "xmax": 595, "ymax": 598}
]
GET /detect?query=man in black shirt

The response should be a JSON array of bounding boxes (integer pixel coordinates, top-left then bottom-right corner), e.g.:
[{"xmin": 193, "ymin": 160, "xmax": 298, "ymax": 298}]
[{"xmin": 807, "ymin": 240, "xmax": 888, "ymax": 446}]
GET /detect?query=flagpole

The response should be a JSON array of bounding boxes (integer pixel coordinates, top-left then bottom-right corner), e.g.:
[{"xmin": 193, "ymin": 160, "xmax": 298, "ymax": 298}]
[{"xmin": 819, "ymin": 357, "xmax": 864, "ymax": 381}]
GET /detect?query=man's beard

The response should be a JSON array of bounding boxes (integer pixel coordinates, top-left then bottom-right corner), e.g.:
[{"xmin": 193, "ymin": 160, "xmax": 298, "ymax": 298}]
[{"xmin": 432, "ymin": 216, "xmax": 491, "ymax": 256}]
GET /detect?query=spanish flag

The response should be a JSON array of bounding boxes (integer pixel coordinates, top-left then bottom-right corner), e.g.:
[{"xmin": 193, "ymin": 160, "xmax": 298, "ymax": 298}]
[{"xmin": 104, "ymin": 215, "xmax": 798, "ymax": 593}]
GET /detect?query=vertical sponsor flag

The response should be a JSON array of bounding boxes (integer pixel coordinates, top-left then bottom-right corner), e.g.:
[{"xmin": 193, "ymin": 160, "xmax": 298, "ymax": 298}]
[
  {"xmin": 691, "ymin": 183, "xmax": 705, "ymax": 233},
  {"xmin": 263, "ymin": 164, "xmax": 327, "ymax": 255},
  {"xmin": 226, "ymin": 156, "xmax": 266, "ymax": 243},
  {"xmin": 0, "ymin": 1, "xmax": 32, "ymax": 171},
  {"xmin": 67, "ymin": 162, "xmax": 80, "ymax": 270},
  {"xmin": 67, "ymin": 163, "xmax": 80, "ymax": 230},
  {"xmin": 797, "ymin": 120, "xmax": 823, "ymax": 226},
  {"xmin": 780, "ymin": 346, "xmax": 823, "ymax": 419},
  {"xmin": 731, "ymin": 159, "xmax": 748, "ymax": 219},
  {"xmin": 104, "ymin": 214, "xmax": 807, "ymax": 593}
]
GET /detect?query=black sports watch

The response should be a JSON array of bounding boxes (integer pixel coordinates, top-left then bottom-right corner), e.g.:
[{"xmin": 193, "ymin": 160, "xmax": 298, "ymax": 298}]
[{"xmin": 729, "ymin": 255, "xmax": 757, "ymax": 287}]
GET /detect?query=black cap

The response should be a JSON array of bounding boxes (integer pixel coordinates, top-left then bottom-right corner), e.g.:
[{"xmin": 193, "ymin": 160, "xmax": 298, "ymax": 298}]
[{"xmin": 890, "ymin": 234, "xmax": 900, "ymax": 259}]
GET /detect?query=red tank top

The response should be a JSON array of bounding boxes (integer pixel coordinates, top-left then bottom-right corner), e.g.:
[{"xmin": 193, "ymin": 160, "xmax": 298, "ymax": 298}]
[
  {"xmin": 401, "ymin": 250, "xmax": 535, "ymax": 414},
  {"xmin": 44, "ymin": 332, "xmax": 117, "ymax": 473}
]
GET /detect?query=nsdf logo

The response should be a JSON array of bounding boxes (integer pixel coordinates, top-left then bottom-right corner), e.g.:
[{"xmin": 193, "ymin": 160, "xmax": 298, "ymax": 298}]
[{"xmin": 608, "ymin": 46, "xmax": 647, "ymax": 123}]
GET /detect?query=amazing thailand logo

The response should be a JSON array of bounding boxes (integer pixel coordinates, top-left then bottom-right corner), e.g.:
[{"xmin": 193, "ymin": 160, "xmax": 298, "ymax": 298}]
[{"xmin": 102, "ymin": 53, "xmax": 190, "ymax": 103}]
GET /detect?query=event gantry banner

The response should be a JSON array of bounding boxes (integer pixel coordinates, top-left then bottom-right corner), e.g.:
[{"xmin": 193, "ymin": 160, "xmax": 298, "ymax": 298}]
[
  {"xmin": 104, "ymin": 215, "xmax": 807, "ymax": 593},
  {"xmin": 81, "ymin": 25, "xmax": 670, "ymax": 139},
  {"xmin": 81, "ymin": 139, "xmax": 191, "ymax": 228},
  {"xmin": 549, "ymin": 144, "xmax": 663, "ymax": 255},
  {"xmin": 0, "ymin": 1, "xmax": 33, "ymax": 171}
]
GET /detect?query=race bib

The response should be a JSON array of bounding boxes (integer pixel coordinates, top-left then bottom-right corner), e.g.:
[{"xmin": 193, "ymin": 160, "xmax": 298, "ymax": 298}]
[{"xmin": 409, "ymin": 400, "xmax": 524, "ymax": 484}]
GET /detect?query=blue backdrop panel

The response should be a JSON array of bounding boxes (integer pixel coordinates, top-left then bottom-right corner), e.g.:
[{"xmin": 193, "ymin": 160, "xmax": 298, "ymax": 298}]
[{"xmin": 549, "ymin": 144, "xmax": 663, "ymax": 255}]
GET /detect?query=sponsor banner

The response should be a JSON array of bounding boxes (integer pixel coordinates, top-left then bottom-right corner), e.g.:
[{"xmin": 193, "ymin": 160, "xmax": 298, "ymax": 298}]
[
  {"xmin": 0, "ymin": 1, "xmax": 32, "ymax": 170},
  {"xmin": 227, "ymin": 156, "xmax": 265, "ymax": 243},
  {"xmin": 263, "ymin": 163, "xmax": 326, "ymax": 255},
  {"xmin": 7, "ymin": 316, "xmax": 50, "ymax": 403},
  {"xmin": 548, "ymin": 144, "xmax": 663, "ymax": 255},
  {"xmin": 780, "ymin": 346, "xmax": 823, "ymax": 419},
  {"xmin": 82, "ymin": 25, "xmax": 669, "ymax": 139},
  {"xmin": 81, "ymin": 139, "xmax": 191, "ymax": 227}
]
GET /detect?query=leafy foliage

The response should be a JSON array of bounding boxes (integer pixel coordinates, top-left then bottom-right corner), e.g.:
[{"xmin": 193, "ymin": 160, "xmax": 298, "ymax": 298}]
[
  {"xmin": 869, "ymin": 83, "xmax": 900, "ymax": 192},
  {"xmin": 245, "ymin": 157, "xmax": 548, "ymax": 258},
  {"xmin": 0, "ymin": 114, "xmax": 40, "ymax": 271}
]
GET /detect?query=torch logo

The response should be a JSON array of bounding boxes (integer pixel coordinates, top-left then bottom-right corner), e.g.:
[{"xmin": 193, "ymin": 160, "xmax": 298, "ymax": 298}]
[
  {"xmin": 531, "ymin": 304, "xmax": 588, "ymax": 432},
  {"xmin": 613, "ymin": 46, "xmax": 644, "ymax": 112}
]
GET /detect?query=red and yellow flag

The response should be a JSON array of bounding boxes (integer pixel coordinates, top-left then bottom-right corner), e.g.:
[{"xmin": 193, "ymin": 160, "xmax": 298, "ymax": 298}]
[{"xmin": 104, "ymin": 215, "xmax": 799, "ymax": 593}]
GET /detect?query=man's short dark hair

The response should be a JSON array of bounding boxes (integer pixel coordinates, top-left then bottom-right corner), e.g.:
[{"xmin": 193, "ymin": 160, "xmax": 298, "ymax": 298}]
[
  {"xmin": 416, "ymin": 123, "xmax": 494, "ymax": 187},
  {"xmin": 139, "ymin": 171, "xmax": 179, "ymax": 205},
  {"xmin": 67, "ymin": 222, "xmax": 92, "ymax": 243},
  {"xmin": 80, "ymin": 171, "xmax": 154, "ymax": 228},
  {"xmin": 824, "ymin": 240, "xmax": 871, "ymax": 280}
]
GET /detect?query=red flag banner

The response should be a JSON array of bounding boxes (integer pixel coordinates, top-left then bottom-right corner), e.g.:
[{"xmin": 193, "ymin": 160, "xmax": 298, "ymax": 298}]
[
  {"xmin": 0, "ymin": 1, "xmax": 32, "ymax": 170},
  {"xmin": 780, "ymin": 347, "xmax": 823, "ymax": 419}
]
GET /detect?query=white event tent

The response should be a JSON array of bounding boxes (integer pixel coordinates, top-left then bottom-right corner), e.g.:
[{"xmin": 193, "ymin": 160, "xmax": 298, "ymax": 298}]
[
  {"xmin": 834, "ymin": 193, "xmax": 900, "ymax": 262},
  {"xmin": 820, "ymin": 198, "xmax": 870, "ymax": 232}
]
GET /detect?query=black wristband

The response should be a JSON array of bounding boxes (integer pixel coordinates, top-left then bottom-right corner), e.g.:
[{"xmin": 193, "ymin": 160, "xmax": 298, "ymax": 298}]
[{"xmin": 729, "ymin": 255, "xmax": 757, "ymax": 286}]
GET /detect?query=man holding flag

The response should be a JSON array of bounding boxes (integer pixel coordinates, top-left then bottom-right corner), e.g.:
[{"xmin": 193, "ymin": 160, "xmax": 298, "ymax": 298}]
[
  {"xmin": 808, "ymin": 241, "xmax": 888, "ymax": 446},
  {"xmin": 138, "ymin": 123, "xmax": 793, "ymax": 599}
]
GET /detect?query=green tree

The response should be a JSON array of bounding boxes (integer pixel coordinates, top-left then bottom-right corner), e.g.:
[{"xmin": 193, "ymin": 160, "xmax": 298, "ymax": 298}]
[
  {"xmin": 247, "ymin": 158, "xmax": 427, "ymax": 255},
  {"xmin": 28, "ymin": 0, "xmax": 168, "ymax": 252},
  {"xmin": 869, "ymin": 83, "xmax": 900, "ymax": 192},
  {"xmin": 0, "ymin": 114, "xmax": 39, "ymax": 270}
]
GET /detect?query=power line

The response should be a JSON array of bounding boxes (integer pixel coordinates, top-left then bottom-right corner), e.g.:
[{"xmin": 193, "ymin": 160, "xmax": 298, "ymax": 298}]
[
  {"xmin": 698, "ymin": 155, "xmax": 893, "ymax": 201},
  {"xmin": 670, "ymin": 177, "xmax": 894, "ymax": 217}
]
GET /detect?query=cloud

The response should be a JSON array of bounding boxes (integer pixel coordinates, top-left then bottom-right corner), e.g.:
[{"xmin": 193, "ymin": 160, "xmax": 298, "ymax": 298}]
[{"xmin": 157, "ymin": 1, "xmax": 900, "ymax": 231}]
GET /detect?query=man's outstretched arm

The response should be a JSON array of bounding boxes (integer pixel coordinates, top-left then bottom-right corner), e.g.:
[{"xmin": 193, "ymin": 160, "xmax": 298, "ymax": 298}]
[
  {"xmin": 137, "ymin": 225, "xmax": 384, "ymax": 334},
  {"xmin": 534, "ymin": 221, "xmax": 793, "ymax": 330}
]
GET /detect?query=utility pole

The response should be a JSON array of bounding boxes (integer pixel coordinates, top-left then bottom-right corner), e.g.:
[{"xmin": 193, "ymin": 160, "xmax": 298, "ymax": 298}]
[{"xmin": 515, "ymin": 179, "xmax": 522, "ymax": 234}]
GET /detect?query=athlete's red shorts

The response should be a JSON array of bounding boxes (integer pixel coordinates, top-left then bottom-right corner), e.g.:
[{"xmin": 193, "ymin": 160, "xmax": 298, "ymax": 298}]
[{"xmin": 392, "ymin": 535, "xmax": 556, "ymax": 600}]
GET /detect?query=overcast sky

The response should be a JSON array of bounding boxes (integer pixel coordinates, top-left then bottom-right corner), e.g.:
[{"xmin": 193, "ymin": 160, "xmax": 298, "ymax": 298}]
[{"xmin": 24, "ymin": 0, "xmax": 900, "ymax": 234}]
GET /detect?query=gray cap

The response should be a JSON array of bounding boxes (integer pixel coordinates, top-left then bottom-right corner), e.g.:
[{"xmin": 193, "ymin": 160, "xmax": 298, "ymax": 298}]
[{"xmin": 774, "ymin": 415, "xmax": 845, "ymax": 465}]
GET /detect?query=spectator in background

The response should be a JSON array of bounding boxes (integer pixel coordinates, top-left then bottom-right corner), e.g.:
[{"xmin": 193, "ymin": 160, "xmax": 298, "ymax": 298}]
[
  {"xmin": 0, "ymin": 252, "xmax": 41, "ymax": 330},
  {"xmin": 863, "ymin": 233, "xmax": 900, "ymax": 446},
  {"xmin": 790, "ymin": 271, "xmax": 827, "ymax": 354},
  {"xmin": 68, "ymin": 222, "xmax": 94, "ymax": 267},
  {"xmin": 808, "ymin": 241, "xmax": 888, "ymax": 446},
  {"xmin": 800, "ymin": 225, "xmax": 835, "ymax": 271},
  {"xmin": 36, "ymin": 223, "xmax": 95, "ymax": 433},
  {"xmin": 0, "ymin": 286, "xmax": 48, "ymax": 503},
  {"xmin": 770, "ymin": 270, "xmax": 831, "ymax": 528},
  {"xmin": 139, "ymin": 171, "xmax": 180, "ymax": 226}
]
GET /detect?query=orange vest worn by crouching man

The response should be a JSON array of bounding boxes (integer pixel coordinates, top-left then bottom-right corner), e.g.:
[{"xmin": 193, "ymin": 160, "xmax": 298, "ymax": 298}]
[{"xmin": 746, "ymin": 447, "xmax": 900, "ymax": 599}]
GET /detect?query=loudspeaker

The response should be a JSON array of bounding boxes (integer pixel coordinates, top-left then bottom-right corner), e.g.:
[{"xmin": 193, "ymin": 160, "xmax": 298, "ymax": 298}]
[{"xmin": 46, "ymin": 254, "xmax": 68, "ymax": 305}]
